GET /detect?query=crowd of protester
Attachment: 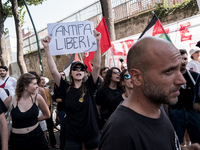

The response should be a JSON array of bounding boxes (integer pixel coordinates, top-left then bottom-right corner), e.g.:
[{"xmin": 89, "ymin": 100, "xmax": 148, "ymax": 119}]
[{"xmin": 2, "ymin": 33, "xmax": 200, "ymax": 150}]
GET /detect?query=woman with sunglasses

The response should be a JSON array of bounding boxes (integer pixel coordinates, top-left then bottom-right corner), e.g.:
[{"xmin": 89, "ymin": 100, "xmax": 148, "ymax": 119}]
[
  {"xmin": 41, "ymin": 30, "xmax": 101, "ymax": 150},
  {"xmin": 96, "ymin": 67, "xmax": 123, "ymax": 127},
  {"xmin": 109, "ymin": 69, "xmax": 133, "ymax": 115}
]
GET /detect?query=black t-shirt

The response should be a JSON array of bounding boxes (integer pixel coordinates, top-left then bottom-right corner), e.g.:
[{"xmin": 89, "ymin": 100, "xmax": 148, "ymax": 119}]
[
  {"xmin": 99, "ymin": 105, "xmax": 181, "ymax": 150},
  {"xmin": 0, "ymin": 99, "xmax": 7, "ymax": 114},
  {"xmin": 54, "ymin": 84, "xmax": 64, "ymax": 111},
  {"xmin": 109, "ymin": 94, "xmax": 124, "ymax": 115},
  {"xmin": 170, "ymin": 70, "xmax": 198, "ymax": 110},
  {"xmin": 59, "ymin": 75, "xmax": 99, "ymax": 142},
  {"xmin": 96, "ymin": 86, "xmax": 122, "ymax": 120}
]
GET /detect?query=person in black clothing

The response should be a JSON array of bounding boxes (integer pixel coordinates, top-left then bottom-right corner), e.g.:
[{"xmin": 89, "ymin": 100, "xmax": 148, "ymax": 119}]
[
  {"xmin": 0, "ymin": 99, "xmax": 8, "ymax": 150},
  {"xmin": 109, "ymin": 69, "xmax": 133, "ymax": 115},
  {"xmin": 99, "ymin": 37, "xmax": 200, "ymax": 150},
  {"xmin": 54, "ymin": 71, "xmax": 66, "ymax": 124},
  {"xmin": 169, "ymin": 49, "xmax": 200, "ymax": 144},
  {"xmin": 96, "ymin": 67, "xmax": 123, "ymax": 126},
  {"xmin": 42, "ymin": 29, "xmax": 101, "ymax": 150}
]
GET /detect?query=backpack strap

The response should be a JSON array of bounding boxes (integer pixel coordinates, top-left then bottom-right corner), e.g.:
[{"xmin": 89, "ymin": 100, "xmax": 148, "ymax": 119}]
[{"xmin": 187, "ymin": 70, "xmax": 195, "ymax": 85}]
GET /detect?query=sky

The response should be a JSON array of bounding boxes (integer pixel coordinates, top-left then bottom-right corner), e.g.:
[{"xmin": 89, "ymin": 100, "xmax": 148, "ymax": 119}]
[{"xmin": 4, "ymin": 0, "xmax": 97, "ymax": 35}]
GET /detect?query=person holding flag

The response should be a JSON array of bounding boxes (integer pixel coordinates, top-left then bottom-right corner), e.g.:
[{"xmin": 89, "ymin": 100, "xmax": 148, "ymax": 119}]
[{"xmin": 42, "ymin": 29, "xmax": 101, "ymax": 150}]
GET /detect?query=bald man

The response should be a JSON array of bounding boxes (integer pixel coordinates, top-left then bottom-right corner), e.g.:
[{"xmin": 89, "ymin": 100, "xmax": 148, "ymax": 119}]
[{"xmin": 99, "ymin": 37, "xmax": 200, "ymax": 150}]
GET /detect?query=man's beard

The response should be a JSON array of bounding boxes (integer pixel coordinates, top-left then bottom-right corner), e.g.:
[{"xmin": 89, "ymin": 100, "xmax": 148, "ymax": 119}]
[
  {"xmin": 141, "ymin": 74, "xmax": 178, "ymax": 105},
  {"xmin": 180, "ymin": 63, "xmax": 186, "ymax": 72},
  {"xmin": 0, "ymin": 73, "xmax": 6, "ymax": 78}
]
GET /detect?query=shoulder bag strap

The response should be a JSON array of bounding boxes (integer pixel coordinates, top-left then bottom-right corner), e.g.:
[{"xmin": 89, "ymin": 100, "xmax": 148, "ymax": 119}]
[{"xmin": 4, "ymin": 77, "xmax": 9, "ymax": 84}]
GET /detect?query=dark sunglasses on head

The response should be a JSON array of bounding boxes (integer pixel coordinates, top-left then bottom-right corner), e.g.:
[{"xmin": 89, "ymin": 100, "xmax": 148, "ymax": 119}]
[
  {"xmin": 72, "ymin": 67, "xmax": 85, "ymax": 71},
  {"xmin": 124, "ymin": 74, "xmax": 131, "ymax": 79},
  {"xmin": 60, "ymin": 74, "xmax": 65, "ymax": 76}
]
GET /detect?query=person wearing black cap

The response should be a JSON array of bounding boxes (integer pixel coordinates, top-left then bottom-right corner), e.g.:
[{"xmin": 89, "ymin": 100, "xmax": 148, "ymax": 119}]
[{"xmin": 42, "ymin": 29, "xmax": 101, "ymax": 150}]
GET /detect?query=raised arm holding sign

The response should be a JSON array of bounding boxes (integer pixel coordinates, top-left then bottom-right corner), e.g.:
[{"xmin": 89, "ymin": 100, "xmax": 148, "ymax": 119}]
[
  {"xmin": 47, "ymin": 21, "xmax": 97, "ymax": 55},
  {"xmin": 42, "ymin": 30, "xmax": 101, "ymax": 149},
  {"xmin": 42, "ymin": 29, "xmax": 101, "ymax": 87}
]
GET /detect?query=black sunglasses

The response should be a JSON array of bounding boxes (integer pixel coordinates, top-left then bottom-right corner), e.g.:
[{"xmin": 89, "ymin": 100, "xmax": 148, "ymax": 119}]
[
  {"xmin": 60, "ymin": 74, "xmax": 65, "ymax": 76},
  {"xmin": 124, "ymin": 74, "xmax": 131, "ymax": 79},
  {"xmin": 72, "ymin": 67, "xmax": 85, "ymax": 71}
]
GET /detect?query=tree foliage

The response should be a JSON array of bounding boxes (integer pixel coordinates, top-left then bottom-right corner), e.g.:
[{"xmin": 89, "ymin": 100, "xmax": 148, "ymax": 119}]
[{"xmin": 0, "ymin": 0, "xmax": 47, "ymax": 70}]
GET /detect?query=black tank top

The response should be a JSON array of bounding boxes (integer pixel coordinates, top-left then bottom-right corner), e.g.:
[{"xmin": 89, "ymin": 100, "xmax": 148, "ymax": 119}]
[{"xmin": 11, "ymin": 94, "xmax": 39, "ymax": 128}]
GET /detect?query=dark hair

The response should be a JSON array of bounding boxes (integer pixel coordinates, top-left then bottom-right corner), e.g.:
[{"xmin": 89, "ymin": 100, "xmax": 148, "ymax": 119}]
[
  {"xmin": 0, "ymin": 66, "xmax": 8, "ymax": 71},
  {"xmin": 16, "ymin": 73, "xmax": 36, "ymax": 101},
  {"xmin": 179, "ymin": 49, "xmax": 187, "ymax": 55},
  {"xmin": 120, "ymin": 69, "xmax": 128, "ymax": 92},
  {"xmin": 29, "ymin": 71, "xmax": 41, "ymax": 84},
  {"xmin": 102, "ymin": 67, "xmax": 123, "ymax": 91},
  {"xmin": 100, "ymin": 67, "xmax": 109, "ymax": 75},
  {"xmin": 59, "ymin": 71, "xmax": 66, "ymax": 81},
  {"xmin": 120, "ymin": 69, "xmax": 128, "ymax": 82}
]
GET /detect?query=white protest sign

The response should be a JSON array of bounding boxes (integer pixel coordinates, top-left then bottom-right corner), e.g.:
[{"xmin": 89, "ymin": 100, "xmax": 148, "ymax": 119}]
[{"xmin": 47, "ymin": 21, "xmax": 97, "ymax": 55}]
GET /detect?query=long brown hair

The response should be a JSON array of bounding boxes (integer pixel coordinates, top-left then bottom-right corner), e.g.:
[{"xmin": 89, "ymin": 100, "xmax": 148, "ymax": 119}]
[{"xmin": 15, "ymin": 73, "xmax": 36, "ymax": 101}]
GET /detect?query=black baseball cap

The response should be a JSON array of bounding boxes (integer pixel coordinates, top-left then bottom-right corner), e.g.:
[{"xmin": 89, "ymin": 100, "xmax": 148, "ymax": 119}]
[{"xmin": 70, "ymin": 61, "xmax": 86, "ymax": 70}]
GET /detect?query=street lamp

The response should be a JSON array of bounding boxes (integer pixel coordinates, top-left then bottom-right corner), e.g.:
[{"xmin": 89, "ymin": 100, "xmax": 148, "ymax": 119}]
[{"xmin": 23, "ymin": 0, "xmax": 44, "ymax": 76}]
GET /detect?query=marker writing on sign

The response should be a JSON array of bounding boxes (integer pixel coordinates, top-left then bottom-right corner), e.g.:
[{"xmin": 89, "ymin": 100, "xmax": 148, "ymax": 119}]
[
  {"xmin": 51, "ymin": 23, "xmax": 95, "ymax": 51},
  {"xmin": 55, "ymin": 36, "xmax": 92, "ymax": 50},
  {"xmin": 51, "ymin": 23, "xmax": 92, "ymax": 37}
]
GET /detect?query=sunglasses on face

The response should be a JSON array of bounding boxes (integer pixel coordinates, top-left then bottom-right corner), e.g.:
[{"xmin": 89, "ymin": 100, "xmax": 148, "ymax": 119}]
[
  {"xmin": 72, "ymin": 67, "xmax": 85, "ymax": 71},
  {"xmin": 124, "ymin": 74, "xmax": 131, "ymax": 79}
]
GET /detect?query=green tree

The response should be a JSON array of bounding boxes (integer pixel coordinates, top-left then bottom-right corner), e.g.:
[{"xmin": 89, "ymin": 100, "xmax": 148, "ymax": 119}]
[
  {"xmin": 0, "ymin": 1, "xmax": 12, "ymax": 66},
  {"xmin": 0, "ymin": 0, "xmax": 46, "ymax": 73}
]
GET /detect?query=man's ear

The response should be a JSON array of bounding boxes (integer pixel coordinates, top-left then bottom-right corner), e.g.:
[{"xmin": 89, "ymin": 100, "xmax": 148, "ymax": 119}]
[{"xmin": 129, "ymin": 69, "xmax": 142, "ymax": 86}]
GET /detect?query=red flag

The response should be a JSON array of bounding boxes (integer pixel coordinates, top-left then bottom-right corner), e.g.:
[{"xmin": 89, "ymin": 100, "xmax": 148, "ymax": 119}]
[{"xmin": 84, "ymin": 17, "xmax": 111, "ymax": 72}]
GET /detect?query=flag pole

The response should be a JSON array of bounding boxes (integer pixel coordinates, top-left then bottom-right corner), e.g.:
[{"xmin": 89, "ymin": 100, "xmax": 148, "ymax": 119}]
[
  {"xmin": 79, "ymin": 53, "xmax": 83, "ymax": 63},
  {"xmin": 110, "ymin": 47, "xmax": 116, "ymax": 67},
  {"xmin": 152, "ymin": 11, "xmax": 159, "ymax": 20}
]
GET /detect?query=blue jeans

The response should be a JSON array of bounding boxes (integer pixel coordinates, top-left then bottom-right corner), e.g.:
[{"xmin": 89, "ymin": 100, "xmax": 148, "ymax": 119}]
[
  {"xmin": 59, "ymin": 111, "xmax": 65, "ymax": 125},
  {"xmin": 169, "ymin": 108, "xmax": 200, "ymax": 144}
]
